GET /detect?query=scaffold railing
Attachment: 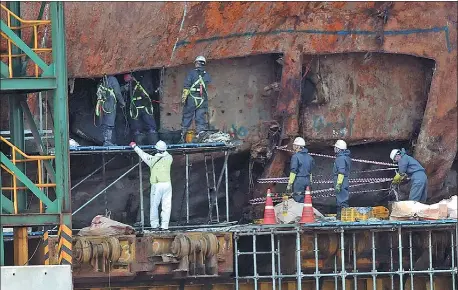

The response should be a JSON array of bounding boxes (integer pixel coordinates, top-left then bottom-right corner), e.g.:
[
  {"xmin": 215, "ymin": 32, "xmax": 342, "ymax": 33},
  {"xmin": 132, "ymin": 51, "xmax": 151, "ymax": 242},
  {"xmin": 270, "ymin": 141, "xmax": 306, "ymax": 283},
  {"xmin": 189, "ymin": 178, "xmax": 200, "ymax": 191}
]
[
  {"xmin": 1, "ymin": 136, "xmax": 56, "ymax": 214},
  {"xmin": 233, "ymin": 221, "xmax": 458, "ymax": 290},
  {"xmin": 0, "ymin": 3, "xmax": 52, "ymax": 78}
]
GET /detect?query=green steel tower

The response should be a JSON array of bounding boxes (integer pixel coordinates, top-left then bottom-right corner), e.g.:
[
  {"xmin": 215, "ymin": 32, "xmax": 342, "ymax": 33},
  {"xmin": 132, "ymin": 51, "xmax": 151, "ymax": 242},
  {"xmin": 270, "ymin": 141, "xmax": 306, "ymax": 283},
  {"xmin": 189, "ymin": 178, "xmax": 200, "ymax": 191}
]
[{"xmin": 0, "ymin": 2, "xmax": 71, "ymax": 266}]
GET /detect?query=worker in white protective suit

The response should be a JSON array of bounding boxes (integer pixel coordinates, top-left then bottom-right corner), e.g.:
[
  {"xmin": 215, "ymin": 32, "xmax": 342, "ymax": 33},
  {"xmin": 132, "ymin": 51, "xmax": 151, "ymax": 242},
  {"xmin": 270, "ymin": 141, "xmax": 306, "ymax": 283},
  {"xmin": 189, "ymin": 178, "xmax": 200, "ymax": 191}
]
[{"xmin": 130, "ymin": 140, "xmax": 173, "ymax": 230}]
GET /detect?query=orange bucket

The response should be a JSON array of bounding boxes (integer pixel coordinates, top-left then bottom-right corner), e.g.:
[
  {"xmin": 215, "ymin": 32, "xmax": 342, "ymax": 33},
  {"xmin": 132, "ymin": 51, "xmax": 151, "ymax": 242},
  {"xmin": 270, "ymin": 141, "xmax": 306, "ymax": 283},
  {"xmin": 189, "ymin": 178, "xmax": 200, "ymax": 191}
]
[{"xmin": 185, "ymin": 130, "xmax": 195, "ymax": 143}]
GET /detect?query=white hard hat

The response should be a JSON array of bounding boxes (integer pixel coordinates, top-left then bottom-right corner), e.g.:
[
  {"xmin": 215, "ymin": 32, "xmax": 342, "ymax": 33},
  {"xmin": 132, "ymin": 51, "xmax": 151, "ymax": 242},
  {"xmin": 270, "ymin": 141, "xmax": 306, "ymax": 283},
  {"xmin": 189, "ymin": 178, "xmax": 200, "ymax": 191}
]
[
  {"xmin": 390, "ymin": 149, "xmax": 400, "ymax": 161},
  {"xmin": 195, "ymin": 56, "xmax": 206, "ymax": 64},
  {"xmin": 155, "ymin": 140, "xmax": 167, "ymax": 151},
  {"xmin": 293, "ymin": 137, "xmax": 306, "ymax": 147},
  {"xmin": 334, "ymin": 139, "xmax": 347, "ymax": 150}
]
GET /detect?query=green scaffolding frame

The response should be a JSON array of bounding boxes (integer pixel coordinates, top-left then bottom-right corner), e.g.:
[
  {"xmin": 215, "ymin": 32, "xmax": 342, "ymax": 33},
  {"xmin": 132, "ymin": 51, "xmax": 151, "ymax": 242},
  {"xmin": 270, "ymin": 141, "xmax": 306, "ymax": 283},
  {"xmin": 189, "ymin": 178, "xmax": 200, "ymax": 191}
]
[{"xmin": 0, "ymin": 1, "xmax": 71, "ymax": 265}]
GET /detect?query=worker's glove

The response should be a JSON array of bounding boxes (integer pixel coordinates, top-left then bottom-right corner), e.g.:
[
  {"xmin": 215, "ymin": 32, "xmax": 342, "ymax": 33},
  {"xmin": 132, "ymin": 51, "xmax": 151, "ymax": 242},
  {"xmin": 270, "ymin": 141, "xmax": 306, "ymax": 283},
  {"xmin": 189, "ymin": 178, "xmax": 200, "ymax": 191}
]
[
  {"xmin": 129, "ymin": 142, "xmax": 136, "ymax": 148},
  {"xmin": 335, "ymin": 173, "xmax": 344, "ymax": 194},
  {"xmin": 181, "ymin": 89, "xmax": 190, "ymax": 104},
  {"xmin": 335, "ymin": 183, "xmax": 342, "ymax": 194},
  {"xmin": 392, "ymin": 173, "xmax": 404, "ymax": 185},
  {"xmin": 286, "ymin": 183, "xmax": 292, "ymax": 193}
]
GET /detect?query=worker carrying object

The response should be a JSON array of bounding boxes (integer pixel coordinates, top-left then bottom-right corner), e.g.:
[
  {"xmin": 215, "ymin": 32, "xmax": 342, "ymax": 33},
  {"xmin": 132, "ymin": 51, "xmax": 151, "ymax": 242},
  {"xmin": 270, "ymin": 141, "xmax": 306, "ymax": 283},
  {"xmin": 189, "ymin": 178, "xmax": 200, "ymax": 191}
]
[
  {"xmin": 390, "ymin": 148, "xmax": 428, "ymax": 202},
  {"xmin": 130, "ymin": 140, "xmax": 173, "ymax": 230},
  {"xmin": 286, "ymin": 137, "xmax": 315, "ymax": 203},
  {"xmin": 333, "ymin": 139, "xmax": 352, "ymax": 220},
  {"xmin": 180, "ymin": 56, "xmax": 212, "ymax": 143},
  {"xmin": 123, "ymin": 73, "xmax": 158, "ymax": 145},
  {"xmin": 95, "ymin": 75, "xmax": 126, "ymax": 146}
]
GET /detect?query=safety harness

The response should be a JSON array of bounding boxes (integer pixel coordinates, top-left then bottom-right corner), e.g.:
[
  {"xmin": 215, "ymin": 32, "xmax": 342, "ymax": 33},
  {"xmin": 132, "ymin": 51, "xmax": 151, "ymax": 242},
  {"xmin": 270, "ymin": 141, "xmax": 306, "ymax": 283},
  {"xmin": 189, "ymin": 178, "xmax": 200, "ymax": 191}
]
[
  {"xmin": 95, "ymin": 75, "xmax": 117, "ymax": 116},
  {"xmin": 188, "ymin": 71, "xmax": 208, "ymax": 109},
  {"xmin": 129, "ymin": 80, "xmax": 154, "ymax": 120}
]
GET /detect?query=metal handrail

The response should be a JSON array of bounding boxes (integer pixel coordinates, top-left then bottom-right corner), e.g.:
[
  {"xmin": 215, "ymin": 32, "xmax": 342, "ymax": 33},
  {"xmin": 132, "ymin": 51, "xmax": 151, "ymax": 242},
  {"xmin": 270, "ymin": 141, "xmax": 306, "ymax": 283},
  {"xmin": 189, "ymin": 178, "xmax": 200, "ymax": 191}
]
[
  {"xmin": 0, "ymin": 4, "xmax": 52, "ymax": 77},
  {"xmin": 1, "ymin": 136, "xmax": 55, "ymax": 213},
  {"xmin": 1, "ymin": 136, "xmax": 53, "ymax": 160}
]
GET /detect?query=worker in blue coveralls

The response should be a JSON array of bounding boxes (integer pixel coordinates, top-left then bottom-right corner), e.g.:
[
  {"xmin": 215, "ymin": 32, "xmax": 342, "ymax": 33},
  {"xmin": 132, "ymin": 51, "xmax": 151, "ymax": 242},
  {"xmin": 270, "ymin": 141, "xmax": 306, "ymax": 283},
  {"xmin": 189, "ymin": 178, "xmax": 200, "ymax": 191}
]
[
  {"xmin": 180, "ymin": 56, "xmax": 212, "ymax": 143},
  {"xmin": 122, "ymin": 73, "xmax": 158, "ymax": 145},
  {"xmin": 95, "ymin": 75, "xmax": 126, "ymax": 146},
  {"xmin": 333, "ymin": 139, "xmax": 352, "ymax": 220},
  {"xmin": 390, "ymin": 148, "xmax": 428, "ymax": 202},
  {"xmin": 286, "ymin": 137, "xmax": 315, "ymax": 203}
]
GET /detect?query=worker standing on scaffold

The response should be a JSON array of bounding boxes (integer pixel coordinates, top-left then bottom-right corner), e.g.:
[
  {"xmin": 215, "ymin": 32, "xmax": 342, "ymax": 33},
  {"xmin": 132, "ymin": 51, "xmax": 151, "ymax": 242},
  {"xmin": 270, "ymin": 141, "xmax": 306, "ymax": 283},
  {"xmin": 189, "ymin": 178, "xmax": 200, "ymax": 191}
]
[
  {"xmin": 180, "ymin": 56, "xmax": 212, "ymax": 143},
  {"xmin": 123, "ymin": 73, "xmax": 158, "ymax": 145},
  {"xmin": 333, "ymin": 139, "xmax": 352, "ymax": 220},
  {"xmin": 95, "ymin": 75, "xmax": 126, "ymax": 146},
  {"xmin": 286, "ymin": 137, "xmax": 315, "ymax": 203},
  {"xmin": 390, "ymin": 148, "xmax": 428, "ymax": 202},
  {"xmin": 130, "ymin": 140, "xmax": 173, "ymax": 230}
]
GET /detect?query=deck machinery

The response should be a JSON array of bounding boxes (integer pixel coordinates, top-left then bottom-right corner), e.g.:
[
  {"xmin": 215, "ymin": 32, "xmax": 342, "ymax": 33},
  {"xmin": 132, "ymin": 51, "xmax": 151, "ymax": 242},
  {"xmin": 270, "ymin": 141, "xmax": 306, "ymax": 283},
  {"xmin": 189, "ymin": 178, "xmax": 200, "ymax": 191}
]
[
  {"xmin": 44, "ymin": 221, "xmax": 456, "ymax": 290},
  {"xmin": 1, "ymin": 2, "xmax": 457, "ymax": 290}
]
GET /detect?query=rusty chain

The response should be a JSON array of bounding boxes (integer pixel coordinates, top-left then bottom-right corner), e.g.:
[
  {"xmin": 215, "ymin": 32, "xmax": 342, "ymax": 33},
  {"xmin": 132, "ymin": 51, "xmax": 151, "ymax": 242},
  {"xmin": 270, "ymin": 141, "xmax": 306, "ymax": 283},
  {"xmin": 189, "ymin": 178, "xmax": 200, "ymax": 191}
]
[
  {"xmin": 250, "ymin": 177, "xmax": 392, "ymax": 204},
  {"xmin": 257, "ymin": 177, "xmax": 393, "ymax": 184},
  {"xmin": 275, "ymin": 145, "xmax": 395, "ymax": 167},
  {"xmin": 249, "ymin": 188, "xmax": 391, "ymax": 205}
]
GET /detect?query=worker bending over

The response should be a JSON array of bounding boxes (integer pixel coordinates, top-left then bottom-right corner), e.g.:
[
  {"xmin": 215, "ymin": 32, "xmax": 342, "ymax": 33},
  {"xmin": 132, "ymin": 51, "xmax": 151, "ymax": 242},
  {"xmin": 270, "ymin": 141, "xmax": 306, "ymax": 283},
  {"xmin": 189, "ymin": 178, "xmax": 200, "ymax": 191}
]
[
  {"xmin": 333, "ymin": 140, "xmax": 352, "ymax": 220},
  {"xmin": 130, "ymin": 140, "xmax": 173, "ymax": 230},
  {"xmin": 95, "ymin": 75, "xmax": 126, "ymax": 146},
  {"xmin": 123, "ymin": 73, "xmax": 158, "ymax": 145},
  {"xmin": 390, "ymin": 148, "xmax": 428, "ymax": 202},
  {"xmin": 286, "ymin": 137, "xmax": 315, "ymax": 202},
  {"xmin": 180, "ymin": 56, "xmax": 212, "ymax": 143}
]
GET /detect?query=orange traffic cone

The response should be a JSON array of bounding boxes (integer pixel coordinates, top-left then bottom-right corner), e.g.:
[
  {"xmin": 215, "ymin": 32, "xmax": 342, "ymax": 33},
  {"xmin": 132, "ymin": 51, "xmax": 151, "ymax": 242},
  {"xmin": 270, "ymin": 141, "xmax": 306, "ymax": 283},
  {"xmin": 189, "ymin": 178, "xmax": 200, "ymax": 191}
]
[
  {"xmin": 263, "ymin": 188, "xmax": 277, "ymax": 225},
  {"xmin": 299, "ymin": 186, "xmax": 315, "ymax": 224}
]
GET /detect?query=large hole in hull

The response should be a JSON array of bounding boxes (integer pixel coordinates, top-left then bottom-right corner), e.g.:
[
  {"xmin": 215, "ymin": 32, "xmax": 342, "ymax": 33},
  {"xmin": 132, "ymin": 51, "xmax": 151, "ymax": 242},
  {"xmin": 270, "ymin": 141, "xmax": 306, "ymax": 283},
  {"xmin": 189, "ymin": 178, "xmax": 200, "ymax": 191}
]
[
  {"xmin": 69, "ymin": 70, "xmax": 161, "ymax": 146},
  {"xmin": 300, "ymin": 52, "xmax": 435, "ymax": 144}
]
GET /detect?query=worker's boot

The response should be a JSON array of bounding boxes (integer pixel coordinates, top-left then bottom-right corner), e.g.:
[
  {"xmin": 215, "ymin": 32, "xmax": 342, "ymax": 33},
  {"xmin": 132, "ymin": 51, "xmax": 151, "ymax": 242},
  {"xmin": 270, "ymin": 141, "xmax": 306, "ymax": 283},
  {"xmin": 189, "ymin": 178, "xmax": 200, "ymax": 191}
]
[
  {"xmin": 102, "ymin": 127, "xmax": 115, "ymax": 146},
  {"xmin": 179, "ymin": 129, "xmax": 186, "ymax": 144},
  {"xmin": 145, "ymin": 131, "xmax": 158, "ymax": 145},
  {"xmin": 336, "ymin": 206, "xmax": 342, "ymax": 221},
  {"xmin": 195, "ymin": 131, "xmax": 207, "ymax": 143}
]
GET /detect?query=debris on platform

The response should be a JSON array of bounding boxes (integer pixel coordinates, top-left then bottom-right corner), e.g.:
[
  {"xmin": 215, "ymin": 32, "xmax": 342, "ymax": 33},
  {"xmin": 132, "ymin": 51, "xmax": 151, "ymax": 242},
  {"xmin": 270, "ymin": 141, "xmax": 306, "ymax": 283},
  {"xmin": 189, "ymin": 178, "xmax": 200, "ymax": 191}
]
[
  {"xmin": 389, "ymin": 200, "xmax": 451, "ymax": 221},
  {"xmin": 69, "ymin": 138, "xmax": 80, "ymax": 147},
  {"xmin": 274, "ymin": 199, "xmax": 323, "ymax": 224},
  {"xmin": 78, "ymin": 215, "xmax": 135, "ymax": 236},
  {"xmin": 202, "ymin": 131, "xmax": 231, "ymax": 143},
  {"xmin": 437, "ymin": 195, "xmax": 457, "ymax": 219}
]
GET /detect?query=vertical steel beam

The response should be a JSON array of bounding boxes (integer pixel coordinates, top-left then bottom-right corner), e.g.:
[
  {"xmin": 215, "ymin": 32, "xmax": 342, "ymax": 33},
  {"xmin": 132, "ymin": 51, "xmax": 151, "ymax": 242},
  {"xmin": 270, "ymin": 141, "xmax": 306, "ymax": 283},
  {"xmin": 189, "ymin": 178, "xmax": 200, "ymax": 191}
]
[
  {"xmin": 253, "ymin": 231, "xmax": 258, "ymax": 290},
  {"xmin": 340, "ymin": 229, "xmax": 346, "ymax": 290},
  {"xmin": 352, "ymin": 233, "xmax": 358, "ymax": 290},
  {"xmin": 398, "ymin": 227, "xmax": 404, "ymax": 290},
  {"xmin": 50, "ymin": 2, "xmax": 71, "ymax": 266},
  {"xmin": 371, "ymin": 231, "xmax": 377, "ymax": 290},
  {"xmin": 50, "ymin": 1, "xmax": 70, "ymax": 214},
  {"xmin": 428, "ymin": 231, "xmax": 434, "ymax": 290},
  {"xmin": 409, "ymin": 231, "xmax": 414, "ymax": 290},
  {"xmin": 315, "ymin": 233, "xmax": 320, "ymax": 290},
  {"xmin": 224, "ymin": 150, "xmax": 229, "ymax": 222},
  {"xmin": 13, "ymin": 227, "xmax": 28, "ymax": 265},
  {"xmin": 296, "ymin": 228, "xmax": 302, "ymax": 290},
  {"xmin": 451, "ymin": 229, "xmax": 456, "ymax": 290},
  {"xmin": 185, "ymin": 154, "xmax": 189, "ymax": 223},
  {"xmin": 8, "ymin": 1, "xmax": 29, "ymax": 266},
  {"xmin": 277, "ymin": 237, "xmax": 282, "ymax": 290},
  {"xmin": 270, "ymin": 231, "xmax": 276, "ymax": 290},
  {"xmin": 139, "ymin": 157, "xmax": 144, "ymax": 231}
]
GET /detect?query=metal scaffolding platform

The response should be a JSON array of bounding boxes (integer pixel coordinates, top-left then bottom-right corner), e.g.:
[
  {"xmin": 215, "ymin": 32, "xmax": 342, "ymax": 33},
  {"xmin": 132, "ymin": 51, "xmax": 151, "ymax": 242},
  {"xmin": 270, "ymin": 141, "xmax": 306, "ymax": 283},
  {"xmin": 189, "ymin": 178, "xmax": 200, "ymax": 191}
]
[
  {"xmin": 69, "ymin": 143, "xmax": 237, "ymax": 230},
  {"xmin": 232, "ymin": 221, "xmax": 458, "ymax": 290}
]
